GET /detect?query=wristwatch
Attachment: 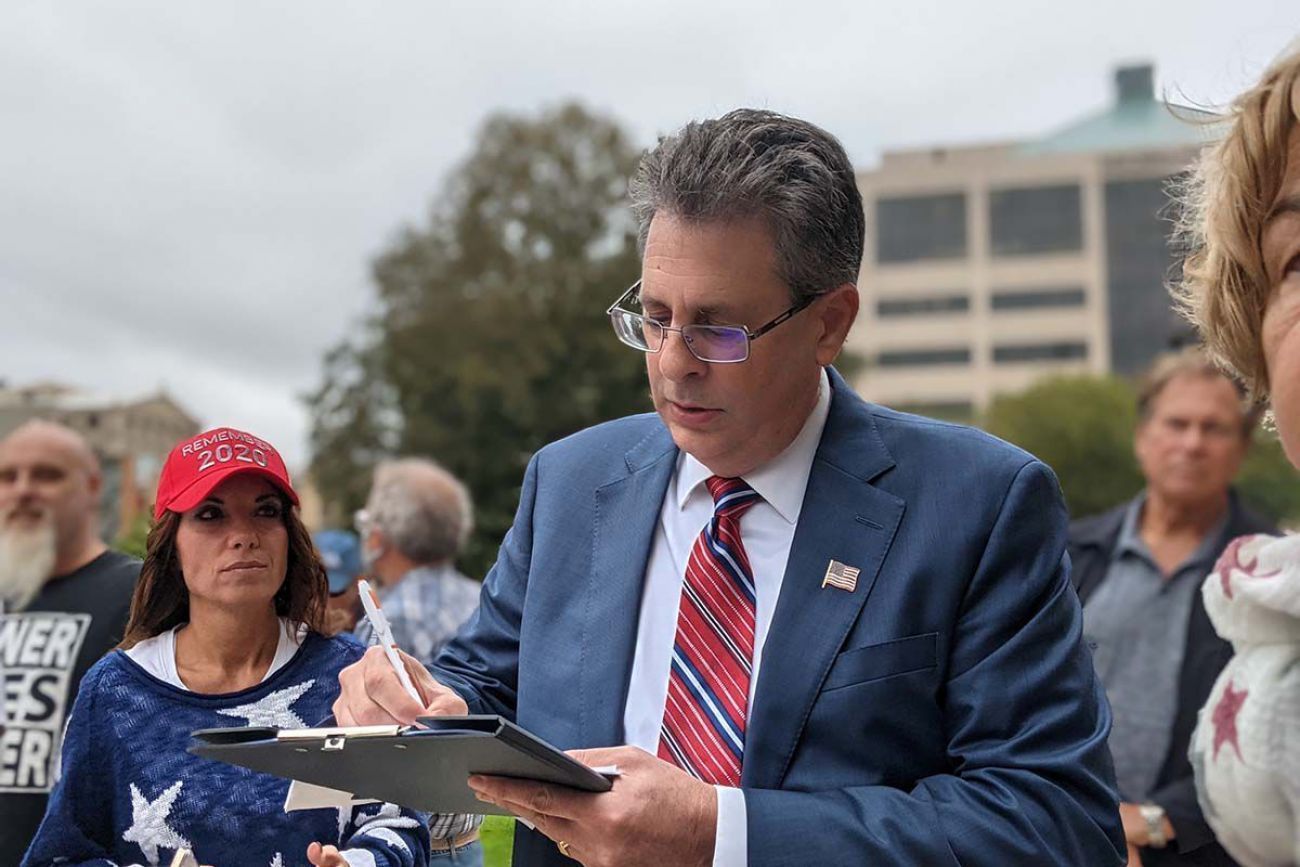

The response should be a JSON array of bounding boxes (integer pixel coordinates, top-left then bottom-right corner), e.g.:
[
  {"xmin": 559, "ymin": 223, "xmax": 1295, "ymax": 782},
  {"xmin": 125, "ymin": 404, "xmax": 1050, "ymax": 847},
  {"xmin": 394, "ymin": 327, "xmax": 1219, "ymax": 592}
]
[{"xmin": 1139, "ymin": 802, "xmax": 1168, "ymax": 849}]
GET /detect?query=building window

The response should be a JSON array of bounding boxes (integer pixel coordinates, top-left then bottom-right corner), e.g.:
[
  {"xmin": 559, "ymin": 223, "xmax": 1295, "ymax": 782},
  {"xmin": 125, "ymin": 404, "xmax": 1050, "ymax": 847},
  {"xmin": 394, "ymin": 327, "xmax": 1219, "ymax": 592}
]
[
  {"xmin": 993, "ymin": 342, "xmax": 1088, "ymax": 363},
  {"xmin": 877, "ymin": 294, "xmax": 970, "ymax": 317},
  {"xmin": 877, "ymin": 348, "xmax": 972, "ymax": 367},
  {"xmin": 989, "ymin": 184, "xmax": 1083, "ymax": 256},
  {"xmin": 1105, "ymin": 177, "xmax": 1186, "ymax": 375},
  {"xmin": 876, "ymin": 193, "xmax": 967, "ymax": 263},
  {"xmin": 990, "ymin": 287, "xmax": 1086, "ymax": 311}
]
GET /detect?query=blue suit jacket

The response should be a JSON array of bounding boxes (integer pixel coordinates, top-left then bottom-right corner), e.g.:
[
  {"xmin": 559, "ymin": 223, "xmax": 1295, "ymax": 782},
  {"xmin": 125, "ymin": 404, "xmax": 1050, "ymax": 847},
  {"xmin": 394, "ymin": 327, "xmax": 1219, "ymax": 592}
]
[{"xmin": 435, "ymin": 369, "xmax": 1125, "ymax": 865}]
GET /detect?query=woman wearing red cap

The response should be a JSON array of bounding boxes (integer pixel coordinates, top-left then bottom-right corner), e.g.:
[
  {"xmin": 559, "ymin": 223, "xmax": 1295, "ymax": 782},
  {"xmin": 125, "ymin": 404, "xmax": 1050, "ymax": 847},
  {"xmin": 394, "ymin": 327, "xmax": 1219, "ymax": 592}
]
[{"xmin": 22, "ymin": 428, "xmax": 432, "ymax": 867}]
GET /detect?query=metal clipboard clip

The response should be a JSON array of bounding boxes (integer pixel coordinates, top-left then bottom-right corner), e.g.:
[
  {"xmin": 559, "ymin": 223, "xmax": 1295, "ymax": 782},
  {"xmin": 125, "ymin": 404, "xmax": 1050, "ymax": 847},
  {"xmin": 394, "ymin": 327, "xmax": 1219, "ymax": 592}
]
[{"xmin": 277, "ymin": 724, "xmax": 408, "ymax": 752}]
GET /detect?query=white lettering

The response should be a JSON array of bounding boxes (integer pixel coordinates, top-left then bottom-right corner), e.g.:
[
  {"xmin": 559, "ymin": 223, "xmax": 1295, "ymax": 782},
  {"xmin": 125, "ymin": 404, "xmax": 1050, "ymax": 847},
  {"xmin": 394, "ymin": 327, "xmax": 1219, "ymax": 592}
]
[
  {"xmin": 0, "ymin": 729, "xmax": 20, "ymax": 787},
  {"xmin": 2, "ymin": 668, "xmax": 22, "ymax": 718},
  {"xmin": 182, "ymin": 432, "xmax": 273, "ymax": 464},
  {"xmin": 0, "ymin": 617, "xmax": 31, "ymax": 666},
  {"xmin": 43, "ymin": 619, "xmax": 80, "ymax": 668},
  {"xmin": 194, "ymin": 441, "xmax": 273, "ymax": 472},
  {"xmin": 3, "ymin": 669, "xmax": 42, "ymax": 720},
  {"xmin": 17, "ymin": 619, "xmax": 51, "ymax": 666},
  {"xmin": 16, "ymin": 731, "xmax": 49, "ymax": 788},
  {"xmin": 0, "ymin": 729, "xmax": 52, "ymax": 790},
  {"xmin": 0, "ymin": 613, "xmax": 89, "ymax": 793}
]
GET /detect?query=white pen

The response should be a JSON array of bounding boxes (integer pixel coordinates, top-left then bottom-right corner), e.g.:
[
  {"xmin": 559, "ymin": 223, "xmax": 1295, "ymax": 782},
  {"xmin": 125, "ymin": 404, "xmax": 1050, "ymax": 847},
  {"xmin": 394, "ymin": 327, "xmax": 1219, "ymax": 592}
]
[{"xmin": 357, "ymin": 579, "xmax": 423, "ymax": 705}]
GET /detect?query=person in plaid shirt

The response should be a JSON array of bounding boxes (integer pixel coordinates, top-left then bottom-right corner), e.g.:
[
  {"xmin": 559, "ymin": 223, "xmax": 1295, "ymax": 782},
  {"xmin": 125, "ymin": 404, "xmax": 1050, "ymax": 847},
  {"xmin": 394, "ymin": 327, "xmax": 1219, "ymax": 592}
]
[{"xmin": 353, "ymin": 458, "xmax": 483, "ymax": 863}]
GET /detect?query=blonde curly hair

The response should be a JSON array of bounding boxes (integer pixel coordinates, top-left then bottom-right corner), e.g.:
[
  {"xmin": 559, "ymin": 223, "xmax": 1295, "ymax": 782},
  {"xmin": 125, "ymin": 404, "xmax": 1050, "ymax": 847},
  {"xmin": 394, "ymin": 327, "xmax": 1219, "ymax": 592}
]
[{"xmin": 1173, "ymin": 47, "xmax": 1300, "ymax": 400}]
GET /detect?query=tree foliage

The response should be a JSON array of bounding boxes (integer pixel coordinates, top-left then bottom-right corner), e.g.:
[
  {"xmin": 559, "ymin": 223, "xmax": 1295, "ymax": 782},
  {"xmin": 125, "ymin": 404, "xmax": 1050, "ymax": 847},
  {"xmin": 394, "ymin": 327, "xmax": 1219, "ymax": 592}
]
[
  {"xmin": 983, "ymin": 374, "xmax": 1300, "ymax": 526},
  {"xmin": 305, "ymin": 336, "xmax": 400, "ymax": 527},
  {"xmin": 113, "ymin": 511, "xmax": 151, "ymax": 560},
  {"xmin": 984, "ymin": 375, "xmax": 1145, "ymax": 520},
  {"xmin": 306, "ymin": 103, "xmax": 650, "ymax": 577},
  {"xmin": 1237, "ymin": 428, "xmax": 1300, "ymax": 530}
]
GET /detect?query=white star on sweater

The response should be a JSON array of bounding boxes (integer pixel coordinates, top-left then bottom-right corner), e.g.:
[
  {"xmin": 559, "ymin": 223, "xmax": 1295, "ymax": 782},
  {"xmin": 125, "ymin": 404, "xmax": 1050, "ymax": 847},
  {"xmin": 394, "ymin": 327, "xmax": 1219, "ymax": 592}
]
[
  {"xmin": 337, "ymin": 805, "xmax": 350, "ymax": 843},
  {"xmin": 217, "ymin": 679, "xmax": 316, "ymax": 728},
  {"xmin": 359, "ymin": 801, "xmax": 419, "ymax": 829},
  {"xmin": 122, "ymin": 780, "xmax": 192, "ymax": 865},
  {"xmin": 353, "ymin": 802, "xmax": 416, "ymax": 857},
  {"xmin": 270, "ymin": 853, "xmax": 284, "ymax": 867}
]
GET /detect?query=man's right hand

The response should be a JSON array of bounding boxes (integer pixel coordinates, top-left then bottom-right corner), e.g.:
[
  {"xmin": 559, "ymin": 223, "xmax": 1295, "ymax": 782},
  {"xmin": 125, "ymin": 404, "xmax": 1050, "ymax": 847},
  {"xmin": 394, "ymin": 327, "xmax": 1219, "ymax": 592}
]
[{"xmin": 333, "ymin": 645, "xmax": 468, "ymax": 725}]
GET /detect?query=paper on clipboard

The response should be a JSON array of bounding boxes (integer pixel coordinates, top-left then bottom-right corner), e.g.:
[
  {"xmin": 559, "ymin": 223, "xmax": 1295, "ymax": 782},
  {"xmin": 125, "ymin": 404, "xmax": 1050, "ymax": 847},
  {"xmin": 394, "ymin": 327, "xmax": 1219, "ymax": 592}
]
[
  {"xmin": 168, "ymin": 850, "xmax": 200, "ymax": 867},
  {"xmin": 285, "ymin": 763, "xmax": 620, "ymax": 812},
  {"xmin": 284, "ymin": 779, "xmax": 380, "ymax": 812}
]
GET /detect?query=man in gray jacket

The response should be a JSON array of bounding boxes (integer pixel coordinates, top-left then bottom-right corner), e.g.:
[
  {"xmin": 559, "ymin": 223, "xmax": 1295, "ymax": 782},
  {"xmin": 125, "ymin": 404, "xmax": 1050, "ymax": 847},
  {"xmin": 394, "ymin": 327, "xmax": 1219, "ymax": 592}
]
[{"xmin": 1068, "ymin": 350, "xmax": 1276, "ymax": 866}]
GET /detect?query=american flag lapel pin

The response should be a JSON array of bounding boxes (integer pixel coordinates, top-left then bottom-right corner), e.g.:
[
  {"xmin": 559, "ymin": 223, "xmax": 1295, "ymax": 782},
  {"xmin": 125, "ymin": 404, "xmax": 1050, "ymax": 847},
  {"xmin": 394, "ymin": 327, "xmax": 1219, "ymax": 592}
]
[{"xmin": 822, "ymin": 560, "xmax": 860, "ymax": 592}]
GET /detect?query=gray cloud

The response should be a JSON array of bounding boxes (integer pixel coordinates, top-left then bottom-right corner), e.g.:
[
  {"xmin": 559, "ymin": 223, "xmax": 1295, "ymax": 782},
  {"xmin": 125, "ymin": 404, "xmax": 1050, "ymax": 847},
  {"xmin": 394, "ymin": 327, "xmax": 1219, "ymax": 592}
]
[{"xmin": 1, "ymin": 0, "xmax": 1295, "ymax": 471}]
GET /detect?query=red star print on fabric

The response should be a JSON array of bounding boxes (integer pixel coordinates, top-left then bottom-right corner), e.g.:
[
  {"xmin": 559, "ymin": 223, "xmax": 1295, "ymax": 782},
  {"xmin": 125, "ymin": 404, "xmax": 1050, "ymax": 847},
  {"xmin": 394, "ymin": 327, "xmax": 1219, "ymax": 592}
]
[
  {"xmin": 1215, "ymin": 536, "xmax": 1280, "ymax": 600},
  {"xmin": 1211, "ymin": 680, "xmax": 1248, "ymax": 762}
]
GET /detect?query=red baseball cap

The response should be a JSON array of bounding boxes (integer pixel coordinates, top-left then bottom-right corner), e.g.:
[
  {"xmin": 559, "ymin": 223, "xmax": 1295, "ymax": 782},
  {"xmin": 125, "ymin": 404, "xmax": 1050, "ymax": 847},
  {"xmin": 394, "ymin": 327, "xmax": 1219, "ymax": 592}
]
[{"xmin": 153, "ymin": 427, "xmax": 299, "ymax": 520}]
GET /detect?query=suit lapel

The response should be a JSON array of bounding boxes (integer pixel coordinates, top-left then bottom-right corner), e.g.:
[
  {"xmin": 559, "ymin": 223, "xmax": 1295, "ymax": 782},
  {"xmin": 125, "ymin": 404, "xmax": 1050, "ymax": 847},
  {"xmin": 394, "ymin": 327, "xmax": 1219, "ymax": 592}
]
[
  {"xmin": 743, "ymin": 373, "xmax": 904, "ymax": 789},
  {"xmin": 577, "ymin": 427, "xmax": 677, "ymax": 749}
]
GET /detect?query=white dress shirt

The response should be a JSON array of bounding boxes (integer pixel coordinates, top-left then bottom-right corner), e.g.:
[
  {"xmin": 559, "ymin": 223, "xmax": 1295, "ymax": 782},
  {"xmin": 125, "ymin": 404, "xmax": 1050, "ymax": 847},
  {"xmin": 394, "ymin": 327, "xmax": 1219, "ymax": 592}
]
[{"xmin": 622, "ymin": 367, "xmax": 832, "ymax": 866}]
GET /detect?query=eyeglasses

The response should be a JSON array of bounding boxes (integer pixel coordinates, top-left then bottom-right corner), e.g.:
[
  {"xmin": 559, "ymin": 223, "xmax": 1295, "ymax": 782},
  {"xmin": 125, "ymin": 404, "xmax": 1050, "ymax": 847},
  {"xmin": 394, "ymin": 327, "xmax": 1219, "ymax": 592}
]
[{"xmin": 606, "ymin": 280, "xmax": 813, "ymax": 364}]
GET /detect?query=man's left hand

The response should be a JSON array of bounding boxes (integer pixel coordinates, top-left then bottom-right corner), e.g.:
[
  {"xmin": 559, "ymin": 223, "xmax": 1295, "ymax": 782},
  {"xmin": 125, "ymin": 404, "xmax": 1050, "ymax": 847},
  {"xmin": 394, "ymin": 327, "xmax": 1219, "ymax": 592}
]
[{"xmin": 467, "ymin": 746, "xmax": 717, "ymax": 867}]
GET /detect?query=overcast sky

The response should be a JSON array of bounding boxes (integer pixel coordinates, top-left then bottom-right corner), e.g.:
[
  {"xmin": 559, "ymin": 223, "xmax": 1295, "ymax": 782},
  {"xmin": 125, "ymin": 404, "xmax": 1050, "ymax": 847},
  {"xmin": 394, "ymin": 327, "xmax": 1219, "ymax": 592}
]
[{"xmin": 2, "ymin": 1, "xmax": 1295, "ymax": 470}]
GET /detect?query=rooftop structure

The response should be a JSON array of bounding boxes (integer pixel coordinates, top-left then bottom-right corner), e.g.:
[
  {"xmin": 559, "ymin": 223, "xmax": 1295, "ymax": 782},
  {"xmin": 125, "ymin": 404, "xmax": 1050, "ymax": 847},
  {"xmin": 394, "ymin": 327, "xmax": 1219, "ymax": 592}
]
[{"xmin": 850, "ymin": 63, "xmax": 1210, "ymax": 421}]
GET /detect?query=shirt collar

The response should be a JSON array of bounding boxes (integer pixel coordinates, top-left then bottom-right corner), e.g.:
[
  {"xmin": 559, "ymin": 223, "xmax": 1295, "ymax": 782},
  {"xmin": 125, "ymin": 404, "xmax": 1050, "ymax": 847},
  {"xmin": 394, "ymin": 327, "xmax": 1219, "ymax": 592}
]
[
  {"xmin": 1116, "ymin": 490, "xmax": 1234, "ymax": 573},
  {"xmin": 676, "ymin": 367, "xmax": 832, "ymax": 525},
  {"xmin": 1114, "ymin": 494, "xmax": 1147, "ymax": 558}
]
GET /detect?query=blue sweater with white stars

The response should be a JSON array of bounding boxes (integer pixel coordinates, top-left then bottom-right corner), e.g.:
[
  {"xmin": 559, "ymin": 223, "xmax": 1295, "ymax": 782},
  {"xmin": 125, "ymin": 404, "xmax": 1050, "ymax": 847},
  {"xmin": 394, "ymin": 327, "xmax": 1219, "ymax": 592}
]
[{"xmin": 21, "ymin": 632, "xmax": 429, "ymax": 867}]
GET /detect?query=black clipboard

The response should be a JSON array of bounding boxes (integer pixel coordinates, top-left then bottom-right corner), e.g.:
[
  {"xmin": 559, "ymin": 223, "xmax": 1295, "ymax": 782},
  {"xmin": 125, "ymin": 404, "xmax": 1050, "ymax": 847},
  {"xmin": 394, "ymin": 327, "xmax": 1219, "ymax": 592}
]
[{"xmin": 189, "ymin": 715, "xmax": 614, "ymax": 815}]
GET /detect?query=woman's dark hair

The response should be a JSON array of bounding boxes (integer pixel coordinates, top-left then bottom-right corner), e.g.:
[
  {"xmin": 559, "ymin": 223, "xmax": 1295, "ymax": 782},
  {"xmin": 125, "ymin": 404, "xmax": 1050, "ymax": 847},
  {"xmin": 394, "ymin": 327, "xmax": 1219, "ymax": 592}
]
[{"xmin": 118, "ymin": 492, "xmax": 329, "ymax": 649}]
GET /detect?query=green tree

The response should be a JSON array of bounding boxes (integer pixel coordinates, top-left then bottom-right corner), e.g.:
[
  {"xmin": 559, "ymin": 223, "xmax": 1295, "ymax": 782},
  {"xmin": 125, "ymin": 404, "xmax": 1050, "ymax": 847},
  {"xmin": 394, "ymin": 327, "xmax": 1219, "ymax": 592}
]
[
  {"xmin": 1237, "ymin": 429, "xmax": 1300, "ymax": 528},
  {"xmin": 983, "ymin": 374, "xmax": 1300, "ymax": 526},
  {"xmin": 304, "ymin": 335, "xmax": 400, "ymax": 529},
  {"xmin": 306, "ymin": 103, "xmax": 650, "ymax": 577},
  {"xmin": 983, "ymin": 375, "xmax": 1144, "ymax": 520},
  {"xmin": 113, "ymin": 511, "xmax": 151, "ymax": 560}
]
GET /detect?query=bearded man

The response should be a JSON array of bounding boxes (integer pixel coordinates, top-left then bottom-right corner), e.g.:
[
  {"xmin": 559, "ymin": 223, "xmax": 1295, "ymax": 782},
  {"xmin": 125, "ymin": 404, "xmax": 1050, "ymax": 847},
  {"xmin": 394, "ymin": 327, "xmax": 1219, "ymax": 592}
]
[{"xmin": 0, "ymin": 420, "xmax": 138, "ymax": 860}]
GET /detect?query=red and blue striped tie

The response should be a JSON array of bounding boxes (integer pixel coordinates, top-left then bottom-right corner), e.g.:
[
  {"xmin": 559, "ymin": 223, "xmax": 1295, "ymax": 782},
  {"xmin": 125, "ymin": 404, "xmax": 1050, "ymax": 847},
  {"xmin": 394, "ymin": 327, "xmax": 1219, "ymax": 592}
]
[{"xmin": 658, "ymin": 475, "xmax": 760, "ymax": 786}]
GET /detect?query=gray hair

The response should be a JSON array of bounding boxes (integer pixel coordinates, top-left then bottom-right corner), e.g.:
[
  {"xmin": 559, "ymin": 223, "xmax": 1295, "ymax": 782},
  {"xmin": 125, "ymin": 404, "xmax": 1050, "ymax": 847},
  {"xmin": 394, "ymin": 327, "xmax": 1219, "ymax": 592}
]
[
  {"xmin": 366, "ymin": 458, "xmax": 473, "ymax": 565},
  {"xmin": 1136, "ymin": 347, "xmax": 1262, "ymax": 439},
  {"xmin": 628, "ymin": 108, "xmax": 865, "ymax": 306}
]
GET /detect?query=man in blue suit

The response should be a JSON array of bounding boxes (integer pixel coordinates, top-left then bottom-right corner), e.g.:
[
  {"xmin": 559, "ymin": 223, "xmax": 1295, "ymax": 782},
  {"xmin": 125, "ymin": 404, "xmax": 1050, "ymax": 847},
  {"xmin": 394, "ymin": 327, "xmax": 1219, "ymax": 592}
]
[{"xmin": 336, "ymin": 109, "xmax": 1125, "ymax": 866}]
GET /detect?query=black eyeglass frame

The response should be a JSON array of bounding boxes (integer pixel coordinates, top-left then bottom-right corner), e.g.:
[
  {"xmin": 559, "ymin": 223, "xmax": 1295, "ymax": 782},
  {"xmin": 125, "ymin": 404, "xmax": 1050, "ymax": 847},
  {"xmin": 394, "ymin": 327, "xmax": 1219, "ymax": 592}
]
[{"xmin": 605, "ymin": 279, "xmax": 815, "ymax": 364}]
